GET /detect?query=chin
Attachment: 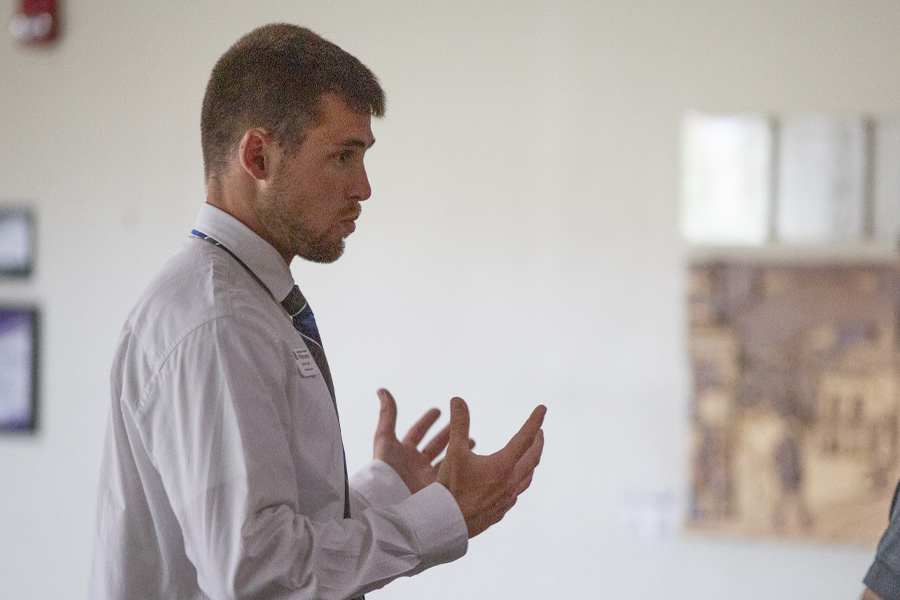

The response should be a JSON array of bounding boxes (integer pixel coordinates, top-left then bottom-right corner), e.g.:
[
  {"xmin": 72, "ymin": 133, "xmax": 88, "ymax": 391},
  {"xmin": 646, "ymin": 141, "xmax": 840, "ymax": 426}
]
[{"xmin": 300, "ymin": 240, "xmax": 345, "ymax": 264}]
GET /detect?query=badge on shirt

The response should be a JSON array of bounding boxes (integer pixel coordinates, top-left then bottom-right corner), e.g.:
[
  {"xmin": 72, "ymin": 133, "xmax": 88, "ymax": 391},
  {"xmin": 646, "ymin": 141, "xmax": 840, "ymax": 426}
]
[{"xmin": 292, "ymin": 348, "xmax": 321, "ymax": 378}]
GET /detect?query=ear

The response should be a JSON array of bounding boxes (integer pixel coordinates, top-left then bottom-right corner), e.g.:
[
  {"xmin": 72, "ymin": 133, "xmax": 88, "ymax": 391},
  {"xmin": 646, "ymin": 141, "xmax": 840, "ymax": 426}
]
[{"xmin": 238, "ymin": 129, "xmax": 275, "ymax": 181}]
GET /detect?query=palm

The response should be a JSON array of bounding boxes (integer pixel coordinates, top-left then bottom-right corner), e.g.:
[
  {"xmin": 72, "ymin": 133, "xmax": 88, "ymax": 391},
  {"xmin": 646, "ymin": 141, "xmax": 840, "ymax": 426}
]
[
  {"xmin": 435, "ymin": 397, "xmax": 546, "ymax": 538},
  {"xmin": 373, "ymin": 389, "xmax": 450, "ymax": 494}
]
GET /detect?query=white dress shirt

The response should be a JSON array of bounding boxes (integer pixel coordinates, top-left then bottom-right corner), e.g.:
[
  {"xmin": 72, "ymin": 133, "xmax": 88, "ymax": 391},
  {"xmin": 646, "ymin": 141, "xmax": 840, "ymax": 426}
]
[{"xmin": 89, "ymin": 204, "xmax": 467, "ymax": 599}]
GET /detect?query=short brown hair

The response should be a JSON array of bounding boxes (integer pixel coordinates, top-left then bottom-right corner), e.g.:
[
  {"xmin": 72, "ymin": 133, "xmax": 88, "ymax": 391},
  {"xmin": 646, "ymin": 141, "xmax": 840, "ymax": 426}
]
[{"xmin": 201, "ymin": 24, "xmax": 385, "ymax": 181}]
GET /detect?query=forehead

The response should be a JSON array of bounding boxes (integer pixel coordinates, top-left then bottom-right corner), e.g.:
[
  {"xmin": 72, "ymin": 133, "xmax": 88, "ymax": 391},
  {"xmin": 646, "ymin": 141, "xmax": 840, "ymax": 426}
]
[{"xmin": 305, "ymin": 93, "xmax": 375, "ymax": 148}]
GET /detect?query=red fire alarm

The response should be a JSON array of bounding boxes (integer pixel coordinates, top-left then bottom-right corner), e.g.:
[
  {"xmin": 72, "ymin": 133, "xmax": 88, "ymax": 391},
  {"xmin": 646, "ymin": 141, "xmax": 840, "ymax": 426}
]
[{"xmin": 10, "ymin": 0, "xmax": 59, "ymax": 46}]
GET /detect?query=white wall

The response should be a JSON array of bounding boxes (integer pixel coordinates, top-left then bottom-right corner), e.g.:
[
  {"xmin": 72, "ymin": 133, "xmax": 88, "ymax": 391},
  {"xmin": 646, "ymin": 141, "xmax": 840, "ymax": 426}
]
[{"xmin": 0, "ymin": 1, "xmax": 895, "ymax": 598}]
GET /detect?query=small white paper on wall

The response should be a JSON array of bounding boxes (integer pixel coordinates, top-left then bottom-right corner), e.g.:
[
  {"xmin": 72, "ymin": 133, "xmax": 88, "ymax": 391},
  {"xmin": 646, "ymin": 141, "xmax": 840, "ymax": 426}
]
[
  {"xmin": 0, "ymin": 212, "xmax": 32, "ymax": 271},
  {"xmin": 619, "ymin": 490, "xmax": 681, "ymax": 540},
  {"xmin": 680, "ymin": 112, "xmax": 773, "ymax": 246},
  {"xmin": 776, "ymin": 115, "xmax": 867, "ymax": 243},
  {"xmin": 873, "ymin": 118, "xmax": 900, "ymax": 246}
]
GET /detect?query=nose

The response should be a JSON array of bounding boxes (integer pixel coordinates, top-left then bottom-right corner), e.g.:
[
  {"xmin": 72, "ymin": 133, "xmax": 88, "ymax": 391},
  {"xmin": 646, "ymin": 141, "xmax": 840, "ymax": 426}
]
[{"xmin": 350, "ymin": 165, "xmax": 371, "ymax": 201}]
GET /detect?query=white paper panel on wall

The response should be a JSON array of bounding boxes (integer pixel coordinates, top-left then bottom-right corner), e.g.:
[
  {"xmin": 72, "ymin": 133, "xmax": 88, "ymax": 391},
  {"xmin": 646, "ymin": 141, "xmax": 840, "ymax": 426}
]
[
  {"xmin": 776, "ymin": 116, "xmax": 868, "ymax": 243},
  {"xmin": 874, "ymin": 118, "xmax": 900, "ymax": 246},
  {"xmin": 681, "ymin": 113, "xmax": 900, "ymax": 250},
  {"xmin": 680, "ymin": 113, "xmax": 773, "ymax": 246}
]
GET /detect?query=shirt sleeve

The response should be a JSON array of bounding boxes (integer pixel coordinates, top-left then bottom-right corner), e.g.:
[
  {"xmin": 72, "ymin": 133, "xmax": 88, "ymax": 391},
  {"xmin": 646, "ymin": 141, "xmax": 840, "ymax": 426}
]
[
  {"xmin": 864, "ymin": 481, "xmax": 900, "ymax": 600},
  {"xmin": 349, "ymin": 459, "xmax": 413, "ymax": 514},
  {"xmin": 133, "ymin": 314, "xmax": 467, "ymax": 600}
]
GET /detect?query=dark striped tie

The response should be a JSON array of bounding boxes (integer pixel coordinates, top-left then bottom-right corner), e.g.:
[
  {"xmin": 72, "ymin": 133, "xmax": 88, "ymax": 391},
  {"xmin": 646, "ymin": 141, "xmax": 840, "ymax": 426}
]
[
  {"xmin": 282, "ymin": 286, "xmax": 365, "ymax": 600},
  {"xmin": 281, "ymin": 286, "xmax": 352, "ymax": 521}
]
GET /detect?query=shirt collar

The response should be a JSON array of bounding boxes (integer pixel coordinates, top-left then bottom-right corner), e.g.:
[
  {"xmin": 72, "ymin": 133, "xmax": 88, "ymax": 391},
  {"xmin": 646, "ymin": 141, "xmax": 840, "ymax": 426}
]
[{"xmin": 192, "ymin": 203, "xmax": 296, "ymax": 303}]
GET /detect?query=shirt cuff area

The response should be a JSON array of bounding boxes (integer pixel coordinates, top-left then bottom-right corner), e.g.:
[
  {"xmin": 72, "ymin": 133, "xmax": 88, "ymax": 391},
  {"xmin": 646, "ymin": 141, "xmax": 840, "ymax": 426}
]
[
  {"xmin": 395, "ymin": 482, "xmax": 468, "ymax": 568},
  {"xmin": 350, "ymin": 459, "xmax": 412, "ymax": 509},
  {"xmin": 865, "ymin": 556, "xmax": 900, "ymax": 600}
]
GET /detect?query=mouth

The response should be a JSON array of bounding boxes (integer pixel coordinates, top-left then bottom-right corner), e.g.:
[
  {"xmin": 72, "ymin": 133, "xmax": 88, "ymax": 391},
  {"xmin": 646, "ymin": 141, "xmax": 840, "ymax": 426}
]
[{"xmin": 339, "ymin": 208, "xmax": 360, "ymax": 236}]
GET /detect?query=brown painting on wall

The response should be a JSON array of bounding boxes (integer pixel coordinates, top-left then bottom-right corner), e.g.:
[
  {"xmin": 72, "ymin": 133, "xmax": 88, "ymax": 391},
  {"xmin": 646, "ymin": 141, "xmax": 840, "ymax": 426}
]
[{"xmin": 687, "ymin": 262, "xmax": 900, "ymax": 545}]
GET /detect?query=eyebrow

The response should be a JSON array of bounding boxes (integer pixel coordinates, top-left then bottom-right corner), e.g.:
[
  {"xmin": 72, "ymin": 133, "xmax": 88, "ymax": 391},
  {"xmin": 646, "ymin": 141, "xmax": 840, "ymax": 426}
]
[{"xmin": 340, "ymin": 137, "xmax": 375, "ymax": 149}]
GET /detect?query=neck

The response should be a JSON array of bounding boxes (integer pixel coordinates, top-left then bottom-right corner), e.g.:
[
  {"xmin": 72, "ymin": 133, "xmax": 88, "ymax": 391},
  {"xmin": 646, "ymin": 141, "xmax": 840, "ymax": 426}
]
[{"xmin": 205, "ymin": 173, "xmax": 293, "ymax": 266}]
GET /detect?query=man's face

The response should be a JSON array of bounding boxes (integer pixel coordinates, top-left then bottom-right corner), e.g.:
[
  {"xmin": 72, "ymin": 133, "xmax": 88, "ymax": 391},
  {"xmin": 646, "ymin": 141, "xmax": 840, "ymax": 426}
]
[{"xmin": 257, "ymin": 93, "xmax": 375, "ymax": 263}]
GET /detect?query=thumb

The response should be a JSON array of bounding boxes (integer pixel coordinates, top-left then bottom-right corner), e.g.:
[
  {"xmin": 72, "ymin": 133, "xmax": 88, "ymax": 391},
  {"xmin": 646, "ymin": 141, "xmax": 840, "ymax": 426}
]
[
  {"xmin": 375, "ymin": 388, "xmax": 398, "ymax": 440},
  {"xmin": 448, "ymin": 397, "xmax": 470, "ymax": 448}
]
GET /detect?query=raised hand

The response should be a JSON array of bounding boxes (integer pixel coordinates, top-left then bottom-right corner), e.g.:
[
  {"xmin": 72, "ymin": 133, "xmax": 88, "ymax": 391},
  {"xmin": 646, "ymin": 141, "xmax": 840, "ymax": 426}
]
[
  {"xmin": 436, "ymin": 397, "xmax": 546, "ymax": 538},
  {"xmin": 372, "ymin": 388, "xmax": 452, "ymax": 494}
]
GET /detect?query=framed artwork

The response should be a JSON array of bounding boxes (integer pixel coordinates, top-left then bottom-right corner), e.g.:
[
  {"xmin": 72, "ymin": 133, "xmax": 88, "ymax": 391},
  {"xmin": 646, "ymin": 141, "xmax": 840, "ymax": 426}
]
[
  {"xmin": 0, "ymin": 307, "xmax": 39, "ymax": 432},
  {"xmin": 0, "ymin": 207, "xmax": 35, "ymax": 278},
  {"xmin": 687, "ymin": 262, "xmax": 900, "ymax": 545}
]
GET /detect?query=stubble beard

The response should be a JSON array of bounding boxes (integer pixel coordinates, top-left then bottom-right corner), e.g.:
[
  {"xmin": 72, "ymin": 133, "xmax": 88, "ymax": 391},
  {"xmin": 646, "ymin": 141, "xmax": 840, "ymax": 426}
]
[{"xmin": 257, "ymin": 175, "xmax": 345, "ymax": 265}]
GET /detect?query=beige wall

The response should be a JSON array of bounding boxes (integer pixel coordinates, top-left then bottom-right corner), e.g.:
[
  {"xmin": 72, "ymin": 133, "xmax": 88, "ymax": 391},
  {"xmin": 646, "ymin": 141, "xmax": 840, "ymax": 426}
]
[{"xmin": 1, "ymin": 1, "xmax": 895, "ymax": 597}]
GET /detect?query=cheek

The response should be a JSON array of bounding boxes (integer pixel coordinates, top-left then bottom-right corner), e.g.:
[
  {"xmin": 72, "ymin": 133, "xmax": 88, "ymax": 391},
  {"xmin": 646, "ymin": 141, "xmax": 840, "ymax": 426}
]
[{"xmin": 318, "ymin": 177, "xmax": 349, "ymax": 209}]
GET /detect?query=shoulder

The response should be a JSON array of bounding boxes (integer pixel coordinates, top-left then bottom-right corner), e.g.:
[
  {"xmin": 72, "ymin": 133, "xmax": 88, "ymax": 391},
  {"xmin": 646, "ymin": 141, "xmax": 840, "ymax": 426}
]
[
  {"xmin": 129, "ymin": 238, "xmax": 239, "ymax": 344},
  {"xmin": 112, "ymin": 238, "xmax": 283, "ymax": 401}
]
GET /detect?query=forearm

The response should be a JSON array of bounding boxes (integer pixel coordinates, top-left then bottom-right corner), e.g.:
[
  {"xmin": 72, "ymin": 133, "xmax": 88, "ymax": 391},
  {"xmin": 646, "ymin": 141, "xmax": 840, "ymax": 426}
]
[
  {"xmin": 349, "ymin": 458, "xmax": 412, "ymax": 514},
  {"xmin": 178, "ymin": 480, "xmax": 466, "ymax": 599}
]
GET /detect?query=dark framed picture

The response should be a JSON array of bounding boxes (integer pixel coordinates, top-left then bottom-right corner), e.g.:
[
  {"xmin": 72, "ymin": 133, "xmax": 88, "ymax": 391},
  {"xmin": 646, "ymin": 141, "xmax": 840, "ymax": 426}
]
[
  {"xmin": 0, "ymin": 307, "xmax": 39, "ymax": 432},
  {"xmin": 0, "ymin": 207, "xmax": 35, "ymax": 278}
]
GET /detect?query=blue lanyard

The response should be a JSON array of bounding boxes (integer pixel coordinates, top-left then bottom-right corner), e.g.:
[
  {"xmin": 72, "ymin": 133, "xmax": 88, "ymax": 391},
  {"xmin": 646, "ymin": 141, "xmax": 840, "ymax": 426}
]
[{"xmin": 190, "ymin": 229, "xmax": 278, "ymax": 304}]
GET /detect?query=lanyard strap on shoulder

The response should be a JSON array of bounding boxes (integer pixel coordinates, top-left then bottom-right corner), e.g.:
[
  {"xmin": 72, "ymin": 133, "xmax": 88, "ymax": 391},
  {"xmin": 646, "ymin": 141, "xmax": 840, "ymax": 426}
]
[{"xmin": 191, "ymin": 229, "xmax": 278, "ymax": 305}]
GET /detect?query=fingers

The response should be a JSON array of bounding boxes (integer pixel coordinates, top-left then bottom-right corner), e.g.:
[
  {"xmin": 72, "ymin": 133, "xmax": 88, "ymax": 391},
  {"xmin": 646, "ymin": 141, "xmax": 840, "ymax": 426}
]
[
  {"xmin": 447, "ymin": 397, "xmax": 471, "ymax": 451},
  {"xmin": 422, "ymin": 429, "xmax": 473, "ymax": 461},
  {"xmin": 420, "ymin": 424, "xmax": 451, "ymax": 461},
  {"xmin": 512, "ymin": 429, "xmax": 544, "ymax": 492},
  {"xmin": 515, "ymin": 470, "xmax": 535, "ymax": 496},
  {"xmin": 501, "ymin": 404, "xmax": 547, "ymax": 462},
  {"xmin": 432, "ymin": 438, "xmax": 473, "ymax": 470},
  {"xmin": 402, "ymin": 407, "xmax": 442, "ymax": 447},
  {"xmin": 374, "ymin": 388, "xmax": 399, "ymax": 441}
]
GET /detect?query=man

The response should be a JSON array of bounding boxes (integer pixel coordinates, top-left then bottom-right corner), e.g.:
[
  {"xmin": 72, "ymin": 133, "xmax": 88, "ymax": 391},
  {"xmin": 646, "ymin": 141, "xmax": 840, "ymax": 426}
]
[
  {"xmin": 89, "ymin": 23, "xmax": 546, "ymax": 599},
  {"xmin": 862, "ymin": 480, "xmax": 900, "ymax": 600}
]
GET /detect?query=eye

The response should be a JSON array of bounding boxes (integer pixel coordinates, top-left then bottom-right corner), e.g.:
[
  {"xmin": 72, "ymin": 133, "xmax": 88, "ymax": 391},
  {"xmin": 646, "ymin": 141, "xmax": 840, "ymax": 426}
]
[{"xmin": 338, "ymin": 150, "xmax": 353, "ymax": 164}]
